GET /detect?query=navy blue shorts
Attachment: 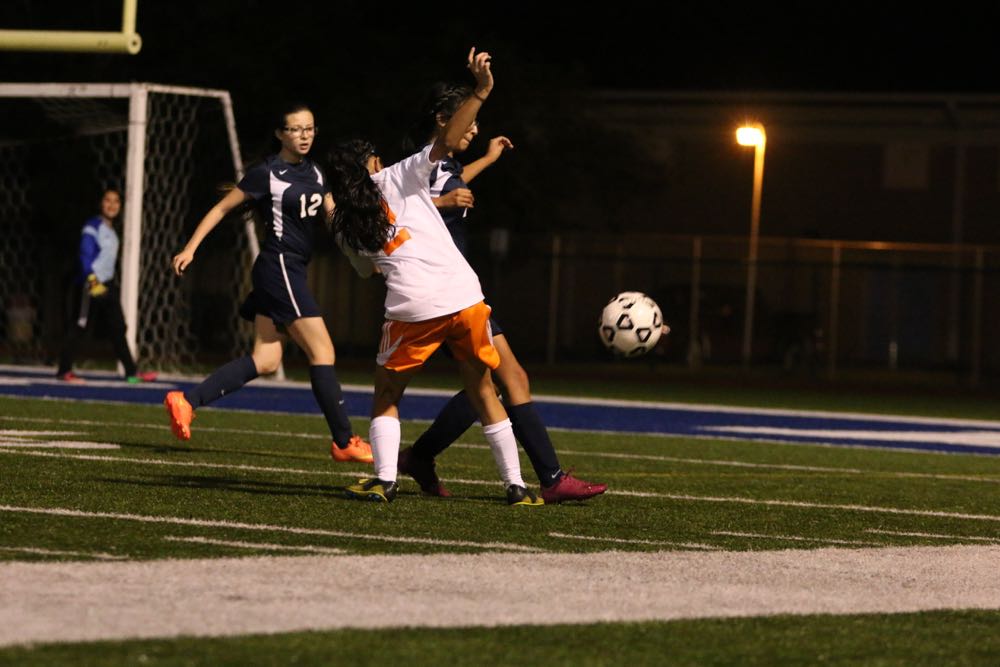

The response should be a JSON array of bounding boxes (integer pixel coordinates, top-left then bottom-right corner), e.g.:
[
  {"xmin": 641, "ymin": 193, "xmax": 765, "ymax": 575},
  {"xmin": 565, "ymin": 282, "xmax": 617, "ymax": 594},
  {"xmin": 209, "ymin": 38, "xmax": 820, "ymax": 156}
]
[
  {"xmin": 488, "ymin": 313, "xmax": 503, "ymax": 337},
  {"xmin": 239, "ymin": 251, "xmax": 321, "ymax": 327}
]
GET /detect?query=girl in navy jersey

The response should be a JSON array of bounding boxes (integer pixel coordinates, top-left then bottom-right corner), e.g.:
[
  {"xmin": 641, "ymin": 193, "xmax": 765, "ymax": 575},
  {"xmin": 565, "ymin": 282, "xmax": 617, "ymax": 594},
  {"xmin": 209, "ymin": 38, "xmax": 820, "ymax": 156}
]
[
  {"xmin": 164, "ymin": 103, "xmax": 372, "ymax": 464},
  {"xmin": 396, "ymin": 85, "xmax": 607, "ymax": 504}
]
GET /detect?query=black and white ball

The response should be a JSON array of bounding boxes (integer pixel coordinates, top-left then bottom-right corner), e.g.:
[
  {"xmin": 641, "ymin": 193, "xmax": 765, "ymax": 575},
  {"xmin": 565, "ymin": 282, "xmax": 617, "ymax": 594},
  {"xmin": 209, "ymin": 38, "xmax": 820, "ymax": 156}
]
[{"xmin": 599, "ymin": 291, "xmax": 663, "ymax": 357}]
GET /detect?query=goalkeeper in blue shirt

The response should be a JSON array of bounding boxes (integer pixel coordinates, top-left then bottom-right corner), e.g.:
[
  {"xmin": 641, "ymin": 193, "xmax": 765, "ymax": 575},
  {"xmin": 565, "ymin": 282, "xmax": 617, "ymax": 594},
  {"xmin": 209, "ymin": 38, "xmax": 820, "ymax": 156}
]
[{"xmin": 56, "ymin": 188, "xmax": 156, "ymax": 384}]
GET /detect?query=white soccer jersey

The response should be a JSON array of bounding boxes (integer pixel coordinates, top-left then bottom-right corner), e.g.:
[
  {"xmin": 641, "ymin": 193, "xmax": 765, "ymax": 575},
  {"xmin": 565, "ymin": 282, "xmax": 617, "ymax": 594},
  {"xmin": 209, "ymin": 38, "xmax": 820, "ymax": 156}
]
[{"xmin": 367, "ymin": 145, "xmax": 484, "ymax": 322}]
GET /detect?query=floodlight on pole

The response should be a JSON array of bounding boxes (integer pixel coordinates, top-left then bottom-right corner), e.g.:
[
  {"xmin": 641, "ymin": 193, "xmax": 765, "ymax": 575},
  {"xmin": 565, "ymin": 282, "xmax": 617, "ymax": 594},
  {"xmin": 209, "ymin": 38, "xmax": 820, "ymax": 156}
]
[{"xmin": 736, "ymin": 122, "xmax": 766, "ymax": 367}]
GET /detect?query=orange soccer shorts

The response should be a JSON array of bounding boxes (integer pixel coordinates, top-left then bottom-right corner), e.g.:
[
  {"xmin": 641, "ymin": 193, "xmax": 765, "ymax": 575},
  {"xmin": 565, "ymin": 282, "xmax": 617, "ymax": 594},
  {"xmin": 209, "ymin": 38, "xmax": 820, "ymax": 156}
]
[{"xmin": 376, "ymin": 301, "xmax": 499, "ymax": 372}]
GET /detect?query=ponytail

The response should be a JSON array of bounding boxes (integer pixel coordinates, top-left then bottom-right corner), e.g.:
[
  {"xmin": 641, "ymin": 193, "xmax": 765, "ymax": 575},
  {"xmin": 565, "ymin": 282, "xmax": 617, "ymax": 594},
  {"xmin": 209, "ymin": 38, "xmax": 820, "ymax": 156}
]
[{"xmin": 327, "ymin": 139, "xmax": 391, "ymax": 253}]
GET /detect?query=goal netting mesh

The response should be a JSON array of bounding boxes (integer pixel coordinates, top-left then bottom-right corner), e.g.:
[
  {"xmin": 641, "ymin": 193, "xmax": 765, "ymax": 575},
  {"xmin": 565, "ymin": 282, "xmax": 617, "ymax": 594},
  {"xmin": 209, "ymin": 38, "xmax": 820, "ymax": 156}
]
[{"xmin": 0, "ymin": 84, "xmax": 255, "ymax": 371}]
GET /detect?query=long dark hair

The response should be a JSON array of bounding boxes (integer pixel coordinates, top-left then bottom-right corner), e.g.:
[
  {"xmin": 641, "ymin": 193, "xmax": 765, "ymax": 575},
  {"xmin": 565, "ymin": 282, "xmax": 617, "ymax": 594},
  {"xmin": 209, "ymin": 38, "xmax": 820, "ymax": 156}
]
[
  {"xmin": 402, "ymin": 82, "xmax": 472, "ymax": 155},
  {"xmin": 327, "ymin": 139, "xmax": 391, "ymax": 253}
]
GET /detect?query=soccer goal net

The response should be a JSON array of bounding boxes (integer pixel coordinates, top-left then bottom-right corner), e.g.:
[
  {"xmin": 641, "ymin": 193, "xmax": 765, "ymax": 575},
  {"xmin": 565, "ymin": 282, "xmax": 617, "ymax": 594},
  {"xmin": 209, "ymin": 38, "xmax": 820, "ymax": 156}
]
[{"xmin": 0, "ymin": 83, "xmax": 257, "ymax": 372}]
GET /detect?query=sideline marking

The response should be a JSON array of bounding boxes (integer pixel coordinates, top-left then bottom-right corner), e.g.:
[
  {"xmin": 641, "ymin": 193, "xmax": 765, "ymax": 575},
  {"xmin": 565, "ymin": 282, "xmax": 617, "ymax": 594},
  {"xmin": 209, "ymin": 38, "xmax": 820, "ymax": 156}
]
[
  {"xmin": 614, "ymin": 491, "xmax": 1000, "ymax": 523},
  {"xmin": 544, "ymin": 446, "xmax": 1000, "ymax": 485},
  {"xmin": 0, "ymin": 440, "xmax": 120, "ymax": 450},
  {"xmin": 3, "ymin": 415, "xmax": 326, "ymax": 441},
  {"xmin": 704, "ymin": 426, "xmax": 1000, "ymax": 449},
  {"xmin": 5, "ymin": 545, "xmax": 1000, "ymax": 646},
  {"xmin": 711, "ymin": 531, "xmax": 883, "ymax": 547},
  {"xmin": 548, "ymin": 532, "xmax": 718, "ymax": 550},
  {"xmin": 6, "ymin": 419, "xmax": 1000, "ymax": 487},
  {"xmin": 0, "ymin": 505, "xmax": 544, "ymax": 553},
  {"xmin": 0, "ymin": 546, "xmax": 126, "ymax": 560},
  {"xmin": 865, "ymin": 529, "xmax": 1000, "ymax": 543},
  {"xmin": 163, "ymin": 536, "xmax": 347, "ymax": 555},
  {"xmin": 4, "ymin": 450, "xmax": 1000, "ymax": 522}
]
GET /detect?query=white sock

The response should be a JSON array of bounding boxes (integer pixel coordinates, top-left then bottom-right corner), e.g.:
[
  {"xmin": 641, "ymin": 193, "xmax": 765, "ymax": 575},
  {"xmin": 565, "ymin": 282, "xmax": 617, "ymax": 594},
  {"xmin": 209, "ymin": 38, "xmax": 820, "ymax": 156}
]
[
  {"xmin": 369, "ymin": 415, "xmax": 400, "ymax": 482},
  {"xmin": 483, "ymin": 418, "xmax": 524, "ymax": 487}
]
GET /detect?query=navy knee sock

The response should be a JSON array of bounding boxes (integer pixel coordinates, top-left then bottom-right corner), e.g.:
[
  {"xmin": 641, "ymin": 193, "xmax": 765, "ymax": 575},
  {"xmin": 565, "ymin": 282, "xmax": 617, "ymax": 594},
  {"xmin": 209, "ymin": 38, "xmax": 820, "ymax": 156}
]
[
  {"xmin": 508, "ymin": 402, "xmax": 563, "ymax": 487},
  {"xmin": 184, "ymin": 355, "xmax": 258, "ymax": 409},
  {"xmin": 411, "ymin": 390, "xmax": 478, "ymax": 459},
  {"xmin": 310, "ymin": 365, "xmax": 354, "ymax": 448}
]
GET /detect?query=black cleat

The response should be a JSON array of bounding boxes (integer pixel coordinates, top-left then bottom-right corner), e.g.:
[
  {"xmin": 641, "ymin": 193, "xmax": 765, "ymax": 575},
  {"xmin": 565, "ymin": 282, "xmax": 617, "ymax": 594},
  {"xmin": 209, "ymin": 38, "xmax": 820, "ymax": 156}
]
[
  {"xmin": 345, "ymin": 478, "xmax": 398, "ymax": 502},
  {"xmin": 506, "ymin": 484, "xmax": 544, "ymax": 507}
]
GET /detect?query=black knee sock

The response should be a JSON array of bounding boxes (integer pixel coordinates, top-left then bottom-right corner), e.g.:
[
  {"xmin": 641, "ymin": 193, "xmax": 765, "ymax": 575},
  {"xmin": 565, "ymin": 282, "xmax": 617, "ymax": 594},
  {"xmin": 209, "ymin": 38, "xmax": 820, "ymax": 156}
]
[
  {"xmin": 185, "ymin": 355, "xmax": 258, "ymax": 409},
  {"xmin": 109, "ymin": 330, "xmax": 138, "ymax": 377},
  {"xmin": 310, "ymin": 365, "xmax": 353, "ymax": 448},
  {"xmin": 411, "ymin": 390, "xmax": 478, "ymax": 460},
  {"xmin": 508, "ymin": 402, "xmax": 563, "ymax": 486}
]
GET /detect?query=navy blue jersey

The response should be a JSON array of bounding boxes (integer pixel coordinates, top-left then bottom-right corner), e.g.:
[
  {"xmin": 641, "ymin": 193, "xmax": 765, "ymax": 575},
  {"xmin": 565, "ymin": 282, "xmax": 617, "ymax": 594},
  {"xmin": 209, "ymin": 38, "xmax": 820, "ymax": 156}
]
[
  {"xmin": 429, "ymin": 155, "xmax": 470, "ymax": 256},
  {"xmin": 238, "ymin": 155, "xmax": 330, "ymax": 259}
]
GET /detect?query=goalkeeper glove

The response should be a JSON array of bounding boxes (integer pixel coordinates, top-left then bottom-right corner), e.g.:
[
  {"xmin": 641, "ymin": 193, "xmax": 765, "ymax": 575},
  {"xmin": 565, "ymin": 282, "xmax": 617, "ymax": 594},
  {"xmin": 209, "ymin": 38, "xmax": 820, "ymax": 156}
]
[{"xmin": 87, "ymin": 273, "xmax": 108, "ymax": 297}]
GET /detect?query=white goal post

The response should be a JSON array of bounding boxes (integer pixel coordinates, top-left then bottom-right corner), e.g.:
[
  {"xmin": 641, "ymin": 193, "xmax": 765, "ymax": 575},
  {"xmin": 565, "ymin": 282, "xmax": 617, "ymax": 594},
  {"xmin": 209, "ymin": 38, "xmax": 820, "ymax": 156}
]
[{"xmin": 0, "ymin": 82, "xmax": 262, "ymax": 372}]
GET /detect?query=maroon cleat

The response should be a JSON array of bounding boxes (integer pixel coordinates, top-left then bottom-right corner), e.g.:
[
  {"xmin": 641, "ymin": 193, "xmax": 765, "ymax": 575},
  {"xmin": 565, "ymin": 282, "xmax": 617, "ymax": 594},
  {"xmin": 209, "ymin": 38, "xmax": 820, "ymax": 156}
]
[
  {"xmin": 398, "ymin": 446, "xmax": 451, "ymax": 497},
  {"xmin": 541, "ymin": 472, "xmax": 607, "ymax": 504}
]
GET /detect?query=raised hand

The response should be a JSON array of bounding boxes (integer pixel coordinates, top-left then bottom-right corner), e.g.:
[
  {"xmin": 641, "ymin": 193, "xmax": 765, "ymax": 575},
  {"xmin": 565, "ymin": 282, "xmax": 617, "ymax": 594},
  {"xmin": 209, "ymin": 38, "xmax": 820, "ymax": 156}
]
[
  {"xmin": 486, "ymin": 136, "xmax": 513, "ymax": 161},
  {"xmin": 466, "ymin": 47, "xmax": 493, "ymax": 97}
]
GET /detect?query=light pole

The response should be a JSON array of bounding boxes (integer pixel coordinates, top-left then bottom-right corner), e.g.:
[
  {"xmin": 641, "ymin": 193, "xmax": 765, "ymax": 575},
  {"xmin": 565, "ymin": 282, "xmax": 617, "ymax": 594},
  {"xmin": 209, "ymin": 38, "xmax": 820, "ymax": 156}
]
[{"xmin": 736, "ymin": 123, "xmax": 766, "ymax": 367}]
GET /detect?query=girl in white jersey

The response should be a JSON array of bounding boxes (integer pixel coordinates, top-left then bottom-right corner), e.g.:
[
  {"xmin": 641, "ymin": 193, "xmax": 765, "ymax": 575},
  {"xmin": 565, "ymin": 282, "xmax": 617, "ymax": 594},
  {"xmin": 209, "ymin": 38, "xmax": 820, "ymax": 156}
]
[{"xmin": 329, "ymin": 48, "xmax": 539, "ymax": 505}]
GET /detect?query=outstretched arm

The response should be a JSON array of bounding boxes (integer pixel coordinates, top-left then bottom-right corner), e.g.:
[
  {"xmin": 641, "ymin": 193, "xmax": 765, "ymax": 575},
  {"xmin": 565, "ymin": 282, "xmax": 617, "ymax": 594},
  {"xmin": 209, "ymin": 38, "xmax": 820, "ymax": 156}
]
[
  {"xmin": 430, "ymin": 47, "xmax": 493, "ymax": 163},
  {"xmin": 463, "ymin": 135, "xmax": 514, "ymax": 183},
  {"xmin": 172, "ymin": 187, "xmax": 249, "ymax": 275}
]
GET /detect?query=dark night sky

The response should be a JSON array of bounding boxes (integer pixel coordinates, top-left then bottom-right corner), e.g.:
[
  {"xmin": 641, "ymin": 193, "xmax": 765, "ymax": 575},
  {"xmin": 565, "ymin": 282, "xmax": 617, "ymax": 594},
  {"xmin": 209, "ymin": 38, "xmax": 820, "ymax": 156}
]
[
  {"xmin": 1, "ymin": 3, "xmax": 997, "ymax": 94},
  {"xmin": 3, "ymin": 2, "xmax": 999, "ymax": 240}
]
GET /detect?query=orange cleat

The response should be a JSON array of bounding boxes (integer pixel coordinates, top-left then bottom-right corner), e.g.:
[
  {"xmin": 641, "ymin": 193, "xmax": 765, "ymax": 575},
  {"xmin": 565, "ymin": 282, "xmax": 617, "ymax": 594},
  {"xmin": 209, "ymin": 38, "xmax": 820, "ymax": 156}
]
[
  {"xmin": 164, "ymin": 391, "xmax": 194, "ymax": 441},
  {"xmin": 331, "ymin": 435, "xmax": 374, "ymax": 464}
]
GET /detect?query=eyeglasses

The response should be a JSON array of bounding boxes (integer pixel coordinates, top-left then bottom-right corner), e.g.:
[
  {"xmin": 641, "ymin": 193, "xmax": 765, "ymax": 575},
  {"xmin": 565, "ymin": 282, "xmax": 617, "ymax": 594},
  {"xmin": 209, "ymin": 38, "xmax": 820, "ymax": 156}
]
[
  {"xmin": 441, "ymin": 117, "xmax": 478, "ymax": 131},
  {"xmin": 283, "ymin": 126, "xmax": 317, "ymax": 137}
]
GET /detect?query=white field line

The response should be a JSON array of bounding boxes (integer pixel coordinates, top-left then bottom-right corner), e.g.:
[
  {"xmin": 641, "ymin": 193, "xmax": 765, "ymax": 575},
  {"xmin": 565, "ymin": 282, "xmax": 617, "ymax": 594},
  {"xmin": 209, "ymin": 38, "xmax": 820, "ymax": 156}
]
[
  {"xmin": 0, "ymin": 546, "xmax": 126, "ymax": 560},
  {"xmin": 613, "ymin": 491, "xmax": 1000, "ymax": 523},
  {"xmin": 6, "ymin": 415, "xmax": 1000, "ymax": 486},
  {"xmin": 163, "ymin": 536, "xmax": 347, "ymax": 555},
  {"xmin": 704, "ymin": 425, "xmax": 1000, "ymax": 449},
  {"xmin": 0, "ymin": 430, "xmax": 79, "ymax": 436},
  {"xmin": 3, "ymin": 415, "xmax": 326, "ymax": 440},
  {"xmin": 548, "ymin": 531, "xmax": 718, "ymax": 550},
  {"xmin": 0, "ymin": 440, "xmax": 120, "ymax": 450},
  {"xmin": 0, "ymin": 505, "xmax": 544, "ymax": 553},
  {"xmin": 514, "ymin": 445, "xmax": 1000, "ymax": 485},
  {"xmin": 0, "ymin": 450, "xmax": 349, "ymax": 477},
  {"xmin": 4, "ymin": 449, "xmax": 1000, "ymax": 524},
  {"xmin": 12, "ymin": 361, "xmax": 1000, "ymax": 429},
  {"xmin": 7, "ymin": 402, "xmax": 1000, "ymax": 463},
  {"xmin": 5, "ymin": 546, "xmax": 1000, "ymax": 645},
  {"xmin": 865, "ymin": 529, "xmax": 1000, "ymax": 543},
  {"xmin": 711, "ymin": 531, "xmax": 883, "ymax": 547}
]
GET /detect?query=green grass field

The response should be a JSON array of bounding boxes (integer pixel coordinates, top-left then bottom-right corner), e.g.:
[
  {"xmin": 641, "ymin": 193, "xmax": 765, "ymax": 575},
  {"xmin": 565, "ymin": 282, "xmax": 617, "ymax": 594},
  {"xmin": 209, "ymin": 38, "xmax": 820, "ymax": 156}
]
[{"xmin": 3, "ymin": 381, "xmax": 1000, "ymax": 665}]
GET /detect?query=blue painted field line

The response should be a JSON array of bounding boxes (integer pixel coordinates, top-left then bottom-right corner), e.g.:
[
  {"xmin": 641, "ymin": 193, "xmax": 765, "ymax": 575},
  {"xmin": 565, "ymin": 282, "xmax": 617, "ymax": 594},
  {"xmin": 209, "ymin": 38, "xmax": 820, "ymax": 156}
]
[{"xmin": 2, "ymin": 366, "xmax": 1000, "ymax": 456}]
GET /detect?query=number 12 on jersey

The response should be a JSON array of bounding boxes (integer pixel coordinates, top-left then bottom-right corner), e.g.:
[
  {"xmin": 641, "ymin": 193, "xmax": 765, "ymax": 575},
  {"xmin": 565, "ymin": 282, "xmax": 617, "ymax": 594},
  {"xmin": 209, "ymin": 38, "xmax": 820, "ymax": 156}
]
[{"xmin": 299, "ymin": 193, "xmax": 322, "ymax": 218}]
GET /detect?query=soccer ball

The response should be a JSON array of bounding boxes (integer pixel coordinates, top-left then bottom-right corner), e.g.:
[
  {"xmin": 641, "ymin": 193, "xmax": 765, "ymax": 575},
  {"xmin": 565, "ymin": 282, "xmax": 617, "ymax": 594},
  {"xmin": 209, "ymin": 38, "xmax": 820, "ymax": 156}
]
[{"xmin": 599, "ymin": 291, "xmax": 663, "ymax": 357}]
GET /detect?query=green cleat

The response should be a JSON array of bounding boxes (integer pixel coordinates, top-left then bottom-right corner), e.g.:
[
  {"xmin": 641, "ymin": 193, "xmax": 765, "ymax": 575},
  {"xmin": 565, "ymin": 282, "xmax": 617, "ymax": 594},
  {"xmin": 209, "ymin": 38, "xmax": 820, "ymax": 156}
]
[
  {"xmin": 506, "ymin": 484, "xmax": 544, "ymax": 507},
  {"xmin": 345, "ymin": 478, "xmax": 398, "ymax": 503}
]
